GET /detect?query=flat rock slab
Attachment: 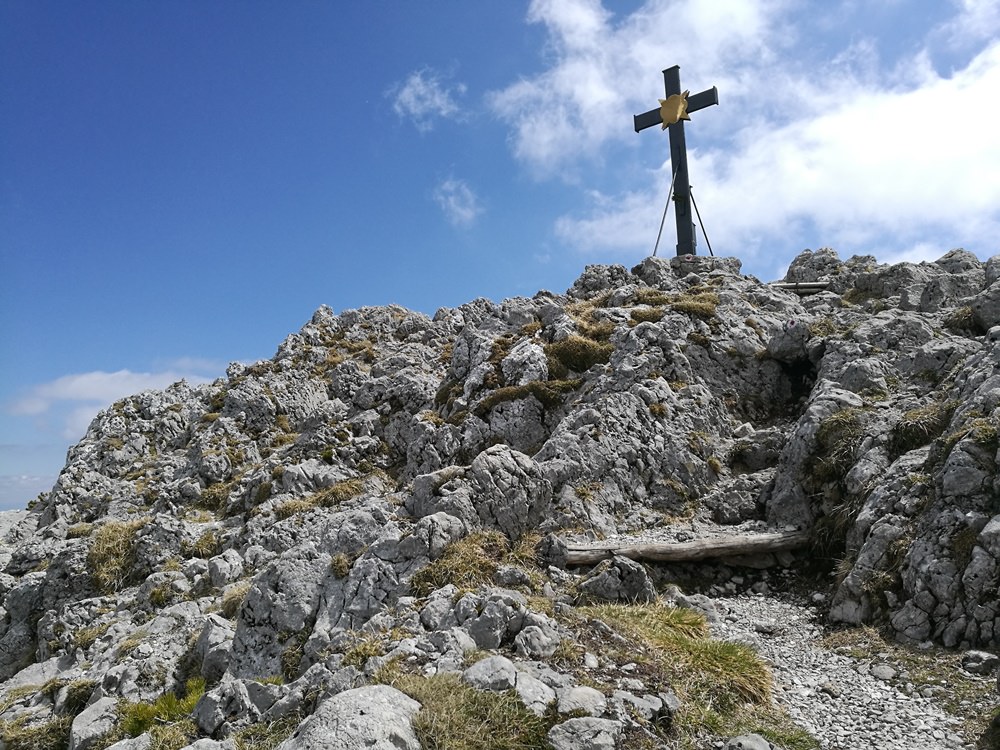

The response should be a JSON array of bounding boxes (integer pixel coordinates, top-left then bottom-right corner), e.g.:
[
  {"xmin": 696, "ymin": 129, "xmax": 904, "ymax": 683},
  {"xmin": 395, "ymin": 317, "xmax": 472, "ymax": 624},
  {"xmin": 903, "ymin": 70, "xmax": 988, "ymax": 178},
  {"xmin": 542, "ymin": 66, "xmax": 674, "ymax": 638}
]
[{"xmin": 275, "ymin": 685, "xmax": 420, "ymax": 750}]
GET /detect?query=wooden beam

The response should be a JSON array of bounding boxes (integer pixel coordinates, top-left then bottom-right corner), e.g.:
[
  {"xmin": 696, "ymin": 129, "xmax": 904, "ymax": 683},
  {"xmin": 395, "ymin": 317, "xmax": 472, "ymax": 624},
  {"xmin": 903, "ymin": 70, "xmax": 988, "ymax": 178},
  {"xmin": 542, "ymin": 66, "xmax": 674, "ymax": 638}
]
[
  {"xmin": 563, "ymin": 530, "xmax": 810, "ymax": 566},
  {"xmin": 770, "ymin": 281, "xmax": 831, "ymax": 296}
]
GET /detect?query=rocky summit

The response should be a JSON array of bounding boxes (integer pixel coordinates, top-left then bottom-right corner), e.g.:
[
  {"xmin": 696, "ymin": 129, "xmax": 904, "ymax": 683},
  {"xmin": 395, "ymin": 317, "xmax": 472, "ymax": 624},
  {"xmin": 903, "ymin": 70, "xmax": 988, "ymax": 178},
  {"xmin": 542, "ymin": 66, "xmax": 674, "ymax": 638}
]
[{"xmin": 1, "ymin": 248, "xmax": 999, "ymax": 750}]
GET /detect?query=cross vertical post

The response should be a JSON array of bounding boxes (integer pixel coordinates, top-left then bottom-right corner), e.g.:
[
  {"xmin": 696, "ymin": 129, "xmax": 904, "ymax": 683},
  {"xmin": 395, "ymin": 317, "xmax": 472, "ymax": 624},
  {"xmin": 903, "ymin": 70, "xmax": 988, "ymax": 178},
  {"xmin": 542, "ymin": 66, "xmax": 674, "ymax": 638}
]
[{"xmin": 634, "ymin": 66, "xmax": 718, "ymax": 256}]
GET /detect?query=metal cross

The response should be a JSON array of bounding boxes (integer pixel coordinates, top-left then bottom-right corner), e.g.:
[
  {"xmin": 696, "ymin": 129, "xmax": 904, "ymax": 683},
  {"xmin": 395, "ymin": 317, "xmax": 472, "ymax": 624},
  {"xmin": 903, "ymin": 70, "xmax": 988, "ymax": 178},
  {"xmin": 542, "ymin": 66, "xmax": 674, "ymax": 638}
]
[{"xmin": 634, "ymin": 66, "xmax": 718, "ymax": 256}]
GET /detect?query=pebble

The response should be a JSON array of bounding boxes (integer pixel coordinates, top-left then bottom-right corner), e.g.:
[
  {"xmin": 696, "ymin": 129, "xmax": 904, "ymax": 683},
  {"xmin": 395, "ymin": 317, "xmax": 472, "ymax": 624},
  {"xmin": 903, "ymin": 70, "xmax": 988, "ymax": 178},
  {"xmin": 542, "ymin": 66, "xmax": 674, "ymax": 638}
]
[{"xmin": 712, "ymin": 594, "xmax": 972, "ymax": 750}]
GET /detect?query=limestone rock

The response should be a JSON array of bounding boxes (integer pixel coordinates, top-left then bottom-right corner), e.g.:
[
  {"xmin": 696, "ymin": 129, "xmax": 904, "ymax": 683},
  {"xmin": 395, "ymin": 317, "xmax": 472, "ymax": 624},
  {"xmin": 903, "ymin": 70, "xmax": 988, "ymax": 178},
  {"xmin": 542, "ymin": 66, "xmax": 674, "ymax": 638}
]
[
  {"xmin": 69, "ymin": 696, "xmax": 118, "ymax": 750},
  {"xmin": 725, "ymin": 734, "xmax": 783, "ymax": 750},
  {"xmin": 547, "ymin": 717, "xmax": 622, "ymax": 750},
  {"xmin": 274, "ymin": 685, "xmax": 421, "ymax": 750},
  {"xmin": 4, "ymin": 248, "xmax": 1000, "ymax": 749},
  {"xmin": 576, "ymin": 555, "xmax": 656, "ymax": 604}
]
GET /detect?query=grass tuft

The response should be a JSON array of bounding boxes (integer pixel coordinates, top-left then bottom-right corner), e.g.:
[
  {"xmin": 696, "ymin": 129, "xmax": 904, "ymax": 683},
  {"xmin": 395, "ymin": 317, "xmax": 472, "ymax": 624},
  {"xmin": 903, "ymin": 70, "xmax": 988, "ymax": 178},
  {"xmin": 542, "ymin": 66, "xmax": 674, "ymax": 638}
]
[
  {"xmin": 544, "ymin": 336, "xmax": 613, "ymax": 377},
  {"xmin": 410, "ymin": 531, "xmax": 510, "ymax": 596},
  {"xmin": 232, "ymin": 715, "xmax": 300, "ymax": 750},
  {"xmin": 891, "ymin": 400, "xmax": 956, "ymax": 457},
  {"xmin": 474, "ymin": 379, "xmax": 582, "ymax": 417},
  {"xmin": 668, "ymin": 290, "xmax": 719, "ymax": 319},
  {"xmin": 410, "ymin": 531, "xmax": 541, "ymax": 597},
  {"xmin": 88, "ymin": 518, "xmax": 150, "ymax": 594},
  {"xmin": 578, "ymin": 603, "xmax": 783, "ymax": 742},
  {"xmin": 118, "ymin": 678, "xmax": 205, "ymax": 744},
  {"xmin": 0, "ymin": 714, "xmax": 74, "ymax": 750},
  {"xmin": 221, "ymin": 580, "xmax": 253, "ymax": 619},
  {"xmin": 384, "ymin": 672, "xmax": 552, "ymax": 750}
]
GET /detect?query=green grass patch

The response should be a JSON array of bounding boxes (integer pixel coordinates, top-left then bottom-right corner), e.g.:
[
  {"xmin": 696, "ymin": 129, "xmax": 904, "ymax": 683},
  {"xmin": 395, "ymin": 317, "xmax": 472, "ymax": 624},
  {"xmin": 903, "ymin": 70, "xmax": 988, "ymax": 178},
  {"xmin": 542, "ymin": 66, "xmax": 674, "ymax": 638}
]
[
  {"xmin": 341, "ymin": 633, "xmax": 386, "ymax": 669},
  {"xmin": 119, "ymin": 678, "xmax": 205, "ymax": 738}
]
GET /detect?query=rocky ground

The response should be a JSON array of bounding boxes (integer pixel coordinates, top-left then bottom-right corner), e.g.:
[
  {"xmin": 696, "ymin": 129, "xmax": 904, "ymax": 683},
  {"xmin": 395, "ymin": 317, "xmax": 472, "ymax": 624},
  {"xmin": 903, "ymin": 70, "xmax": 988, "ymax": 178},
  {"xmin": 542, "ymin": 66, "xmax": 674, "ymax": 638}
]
[
  {"xmin": 1, "ymin": 248, "xmax": 999, "ymax": 749},
  {"xmin": 715, "ymin": 592, "xmax": 985, "ymax": 750}
]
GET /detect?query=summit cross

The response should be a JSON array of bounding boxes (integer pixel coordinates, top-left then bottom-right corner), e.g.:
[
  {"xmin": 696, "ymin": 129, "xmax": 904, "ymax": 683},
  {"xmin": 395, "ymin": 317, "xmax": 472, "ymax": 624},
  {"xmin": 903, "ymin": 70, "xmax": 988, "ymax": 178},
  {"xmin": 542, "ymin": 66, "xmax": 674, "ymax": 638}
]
[{"xmin": 634, "ymin": 66, "xmax": 718, "ymax": 256}]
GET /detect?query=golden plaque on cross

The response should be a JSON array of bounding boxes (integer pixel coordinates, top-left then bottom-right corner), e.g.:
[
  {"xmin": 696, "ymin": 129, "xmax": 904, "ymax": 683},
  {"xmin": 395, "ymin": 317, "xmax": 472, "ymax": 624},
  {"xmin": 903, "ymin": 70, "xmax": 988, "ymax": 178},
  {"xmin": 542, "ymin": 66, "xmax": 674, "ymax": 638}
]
[{"xmin": 658, "ymin": 90, "xmax": 691, "ymax": 129}]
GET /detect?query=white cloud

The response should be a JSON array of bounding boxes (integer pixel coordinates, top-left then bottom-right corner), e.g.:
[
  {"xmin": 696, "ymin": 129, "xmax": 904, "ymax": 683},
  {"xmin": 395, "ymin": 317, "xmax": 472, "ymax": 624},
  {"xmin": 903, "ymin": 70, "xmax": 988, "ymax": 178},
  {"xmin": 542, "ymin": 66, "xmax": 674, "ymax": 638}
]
[
  {"xmin": 938, "ymin": 0, "xmax": 1000, "ymax": 47},
  {"xmin": 508, "ymin": 0, "xmax": 1000, "ymax": 270},
  {"xmin": 433, "ymin": 178, "xmax": 484, "ymax": 227},
  {"xmin": 7, "ymin": 367, "xmax": 217, "ymax": 440},
  {"xmin": 488, "ymin": 0, "xmax": 785, "ymax": 176},
  {"xmin": 390, "ymin": 68, "xmax": 467, "ymax": 132}
]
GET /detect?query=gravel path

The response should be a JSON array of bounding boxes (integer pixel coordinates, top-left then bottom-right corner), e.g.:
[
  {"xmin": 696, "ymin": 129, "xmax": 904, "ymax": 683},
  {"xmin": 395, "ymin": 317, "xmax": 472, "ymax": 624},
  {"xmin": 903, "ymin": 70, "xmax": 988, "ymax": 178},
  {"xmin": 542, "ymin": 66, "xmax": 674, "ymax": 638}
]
[{"xmin": 711, "ymin": 593, "xmax": 973, "ymax": 750}]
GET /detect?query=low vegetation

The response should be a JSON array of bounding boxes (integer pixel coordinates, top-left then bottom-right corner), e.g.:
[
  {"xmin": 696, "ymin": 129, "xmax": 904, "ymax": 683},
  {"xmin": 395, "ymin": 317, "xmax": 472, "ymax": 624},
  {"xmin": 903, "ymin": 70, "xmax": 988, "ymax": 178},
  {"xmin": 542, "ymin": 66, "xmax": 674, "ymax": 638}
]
[
  {"xmin": 573, "ymin": 603, "xmax": 816, "ymax": 749},
  {"xmin": 409, "ymin": 530, "xmax": 540, "ymax": 597},
  {"xmin": 381, "ymin": 671, "xmax": 552, "ymax": 750},
  {"xmin": 88, "ymin": 518, "xmax": 151, "ymax": 594},
  {"xmin": 544, "ymin": 336, "xmax": 614, "ymax": 378},
  {"xmin": 272, "ymin": 477, "xmax": 367, "ymax": 520},
  {"xmin": 474, "ymin": 379, "xmax": 582, "ymax": 417},
  {"xmin": 668, "ymin": 289, "xmax": 719, "ymax": 320},
  {"xmin": 890, "ymin": 400, "xmax": 956, "ymax": 457}
]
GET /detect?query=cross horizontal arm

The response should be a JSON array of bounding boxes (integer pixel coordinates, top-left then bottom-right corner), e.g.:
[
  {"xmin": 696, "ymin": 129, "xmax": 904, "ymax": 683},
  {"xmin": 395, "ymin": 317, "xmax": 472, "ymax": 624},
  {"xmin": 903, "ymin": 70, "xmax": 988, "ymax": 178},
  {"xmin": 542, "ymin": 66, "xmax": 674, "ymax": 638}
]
[{"xmin": 633, "ymin": 86, "xmax": 719, "ymax": 133}]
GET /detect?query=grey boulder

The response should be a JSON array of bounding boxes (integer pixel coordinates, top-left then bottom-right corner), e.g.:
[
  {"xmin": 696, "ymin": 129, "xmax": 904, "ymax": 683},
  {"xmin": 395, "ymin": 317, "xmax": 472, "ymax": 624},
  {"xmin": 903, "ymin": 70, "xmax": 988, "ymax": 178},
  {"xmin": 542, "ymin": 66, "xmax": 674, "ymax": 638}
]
[{"xmin": 275, "ymin": 685, "xmax": 421, "ymax": 750}]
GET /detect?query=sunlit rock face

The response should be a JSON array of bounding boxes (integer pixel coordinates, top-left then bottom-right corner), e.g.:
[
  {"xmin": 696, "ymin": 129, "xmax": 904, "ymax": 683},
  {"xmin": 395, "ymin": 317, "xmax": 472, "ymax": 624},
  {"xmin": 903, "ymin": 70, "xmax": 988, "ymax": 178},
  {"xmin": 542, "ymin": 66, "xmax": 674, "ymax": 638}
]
[{"xmin": 1, "ymin": 247, "xmax": 998, "ymax": 747}]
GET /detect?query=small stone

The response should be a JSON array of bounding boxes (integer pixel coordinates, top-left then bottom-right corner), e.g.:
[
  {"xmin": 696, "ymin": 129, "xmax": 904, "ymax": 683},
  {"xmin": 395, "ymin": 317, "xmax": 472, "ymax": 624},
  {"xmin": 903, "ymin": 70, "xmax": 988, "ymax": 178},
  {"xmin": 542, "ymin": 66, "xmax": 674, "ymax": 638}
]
[
  {"xmin": 818, "ymin": 681, "xmax": 842, "ymax": 698},
  {"xmin": 724, "ymin": 733, "xmax": 778, "ymax": 750},
  {"xmin": 547, "ymin": 717, "xmax": 621, "ymax": 750},
  {"xmin": 870, "ymin": 664, "xmax": 897, "ymax": 681},
  {"xmin": 557, "ymin": 685, "xmax": 607, "ymax": 717},
  {"xmin": 583, "ymin": 652, "xmax": 599, "ymax": 669},
  {"xmin": 753, "ymin": 620, "xmax": 781, "ymax": 635},
  {"xmin": 961, "ymin": 649, "xmax": 999, "ymax": 675}
]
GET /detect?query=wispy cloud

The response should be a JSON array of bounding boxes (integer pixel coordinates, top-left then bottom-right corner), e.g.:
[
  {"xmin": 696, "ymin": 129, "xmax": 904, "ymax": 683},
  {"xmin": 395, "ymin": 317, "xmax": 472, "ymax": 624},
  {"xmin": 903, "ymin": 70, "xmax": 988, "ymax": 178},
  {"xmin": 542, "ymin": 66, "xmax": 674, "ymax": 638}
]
[
  {"xmin": 495, "ymin": 0, "xmax": 1000, "ymax": 272},
  {"xmin": 488, "ymin": 0, "xmax": 783, "ymax": 176},
  {"xmin": 557, "ymin": 38, "xmax": 1000, "ymax": 264},
  {"xmin": 7, "ymin": 365, "xmax": 218, "ymax": 440},
  {"xmin": 389, "ymin": 68, "xmax": 467, "ymax": 132},
  {"xmin": 433, "ymin": 178, "xmax": 484, "ymax": 227},
  {"xmin": 937, "ymin": 0, "xmax": 1000, "ymax": 47}
]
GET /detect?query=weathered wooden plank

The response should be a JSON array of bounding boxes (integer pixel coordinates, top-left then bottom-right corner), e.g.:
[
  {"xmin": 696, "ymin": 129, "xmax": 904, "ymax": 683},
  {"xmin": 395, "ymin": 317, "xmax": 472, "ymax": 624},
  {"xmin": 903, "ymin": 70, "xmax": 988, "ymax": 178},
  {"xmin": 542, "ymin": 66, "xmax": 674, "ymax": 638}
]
[
  {"xmin": 770, "ymin": 282, "xmax": 831, "ymax": 296},
  {"xmin": 563, "ymin": 531, "xmax": 810, "ymax": 565}
]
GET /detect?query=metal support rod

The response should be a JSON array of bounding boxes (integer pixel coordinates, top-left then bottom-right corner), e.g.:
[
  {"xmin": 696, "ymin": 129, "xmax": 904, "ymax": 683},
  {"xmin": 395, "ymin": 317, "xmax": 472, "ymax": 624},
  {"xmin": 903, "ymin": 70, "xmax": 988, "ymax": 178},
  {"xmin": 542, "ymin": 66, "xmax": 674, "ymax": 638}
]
[
  {"xmin": 690, "ymin": 187, "xmax": 713, "ymax": 257},
  {"xmin": 652, "ymin": 167, "xmax": 678, "ymax": 257}
]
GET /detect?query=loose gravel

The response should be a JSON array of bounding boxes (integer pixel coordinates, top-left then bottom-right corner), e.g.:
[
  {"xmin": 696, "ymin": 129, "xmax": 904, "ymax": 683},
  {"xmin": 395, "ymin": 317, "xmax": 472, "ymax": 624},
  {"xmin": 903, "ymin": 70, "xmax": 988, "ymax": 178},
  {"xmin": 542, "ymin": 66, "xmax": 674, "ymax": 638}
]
[{"xmin": 712, "ymin": 593, "xmax": 975, "ymax": 750}]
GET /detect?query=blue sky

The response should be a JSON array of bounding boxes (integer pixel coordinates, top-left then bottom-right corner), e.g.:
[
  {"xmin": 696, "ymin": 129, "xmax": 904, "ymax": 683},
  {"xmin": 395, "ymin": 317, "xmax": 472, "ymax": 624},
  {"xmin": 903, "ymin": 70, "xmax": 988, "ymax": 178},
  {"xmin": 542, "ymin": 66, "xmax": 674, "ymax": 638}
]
[{"xmin": 2, "ymin": 0, "xmax": 999, "ymax": 510}]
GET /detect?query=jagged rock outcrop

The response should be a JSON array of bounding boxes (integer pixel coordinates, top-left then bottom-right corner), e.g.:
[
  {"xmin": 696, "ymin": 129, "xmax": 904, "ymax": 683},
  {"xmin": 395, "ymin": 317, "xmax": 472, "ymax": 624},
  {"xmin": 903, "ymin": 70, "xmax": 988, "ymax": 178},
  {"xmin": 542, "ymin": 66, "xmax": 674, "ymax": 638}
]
[{"xmin": 0, "ymin": 247, "xmax": 997, "ymax": 748}]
